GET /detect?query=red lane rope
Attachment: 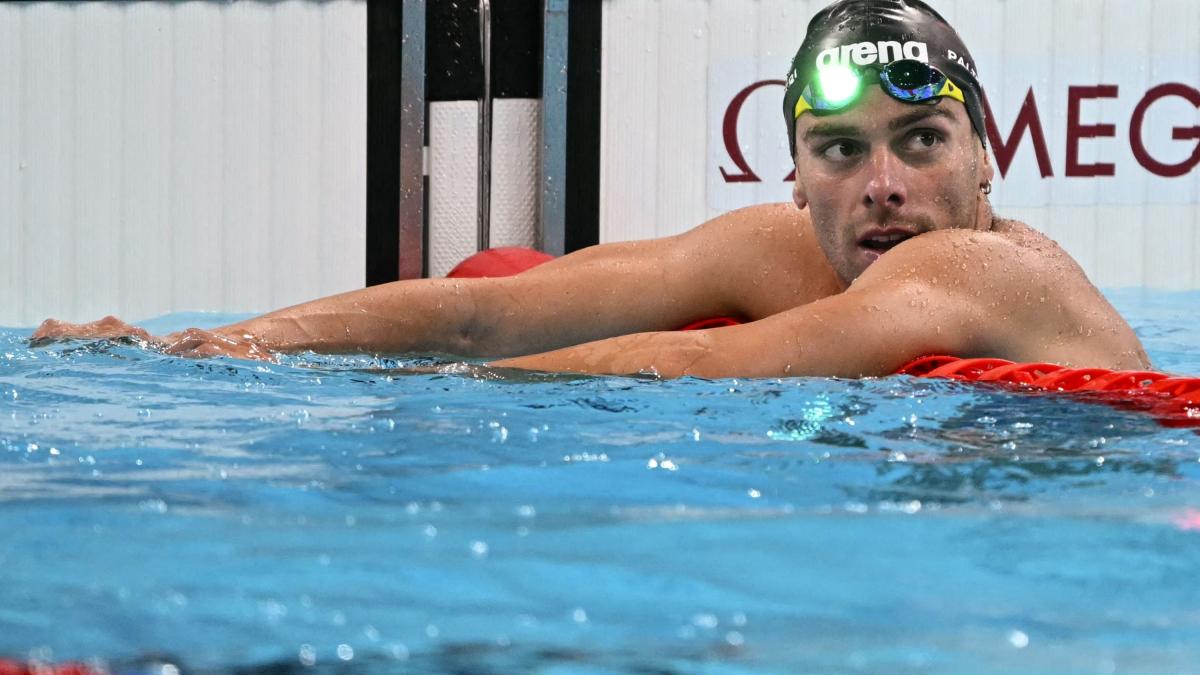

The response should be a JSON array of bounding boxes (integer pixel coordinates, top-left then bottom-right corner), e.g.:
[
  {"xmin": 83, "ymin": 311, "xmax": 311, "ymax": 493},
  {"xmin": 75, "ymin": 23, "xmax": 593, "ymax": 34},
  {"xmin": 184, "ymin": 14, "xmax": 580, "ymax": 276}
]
[
  {"xmin": 897, "ymin": 355, "xmax": 1200, "ymax": 426},
  {"xmin": 0, "ymin": 659, "xmax": 100, "ymax": 675}
]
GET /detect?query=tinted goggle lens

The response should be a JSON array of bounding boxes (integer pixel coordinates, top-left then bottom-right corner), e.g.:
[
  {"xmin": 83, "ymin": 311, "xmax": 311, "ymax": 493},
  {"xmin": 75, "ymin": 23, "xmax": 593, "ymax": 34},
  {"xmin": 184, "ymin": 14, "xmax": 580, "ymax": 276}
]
[{"xmin": 880, "ymin": 60, "xmax": 944, "ymax": 101}]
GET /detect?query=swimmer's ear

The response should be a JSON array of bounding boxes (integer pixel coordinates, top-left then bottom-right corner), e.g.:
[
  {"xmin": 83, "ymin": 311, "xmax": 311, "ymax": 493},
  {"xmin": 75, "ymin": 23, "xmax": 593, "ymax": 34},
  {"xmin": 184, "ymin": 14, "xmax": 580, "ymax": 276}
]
[
  {"xmin": 792, "ymin": 162, "xmax": 809, "ymax": 210},
  {"xmin": 980, "ymin": 143, "xmax": 995, "ymax": 186}
]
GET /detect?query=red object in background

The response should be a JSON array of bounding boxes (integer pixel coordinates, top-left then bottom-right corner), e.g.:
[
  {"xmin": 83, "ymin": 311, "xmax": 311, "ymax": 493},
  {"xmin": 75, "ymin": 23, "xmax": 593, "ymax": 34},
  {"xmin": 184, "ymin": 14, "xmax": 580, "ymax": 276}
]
[
  {"xmin": 677, "ymin": 316, "xmax": 742, "ymax": 331},
  {"xmin": 446, "ymin": 247, "xmax": 555, "ymax": 279},
  {"xmin": 447, "ymin": 248, "xmax": 743, "ymax": 331},
  {"xmin": 0, "ymin": 660, "xmax": 101, "ymax": 675}
]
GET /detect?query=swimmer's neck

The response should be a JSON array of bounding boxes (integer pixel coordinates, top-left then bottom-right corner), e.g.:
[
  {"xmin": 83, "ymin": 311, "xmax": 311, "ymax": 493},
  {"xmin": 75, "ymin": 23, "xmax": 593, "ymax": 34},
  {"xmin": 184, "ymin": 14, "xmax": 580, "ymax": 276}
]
[{"xmin": 978, "ymin": 192, "xmax": 999, "ymax": 233}]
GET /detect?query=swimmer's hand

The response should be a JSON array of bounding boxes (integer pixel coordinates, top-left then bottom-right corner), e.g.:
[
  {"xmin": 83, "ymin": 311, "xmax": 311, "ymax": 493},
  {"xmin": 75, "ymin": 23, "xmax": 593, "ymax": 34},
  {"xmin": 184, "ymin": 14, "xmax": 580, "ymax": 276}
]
[
  {"xmin": 160, "ymin": 327, "xmax": 275, "ymax": 361},
  {"xmin": 31, "ymin": 315, "xmax": 160, "ymax": 348},
  {"xmin": 31, "ymin": 316, "xmax": 275, "ymax": 361}
]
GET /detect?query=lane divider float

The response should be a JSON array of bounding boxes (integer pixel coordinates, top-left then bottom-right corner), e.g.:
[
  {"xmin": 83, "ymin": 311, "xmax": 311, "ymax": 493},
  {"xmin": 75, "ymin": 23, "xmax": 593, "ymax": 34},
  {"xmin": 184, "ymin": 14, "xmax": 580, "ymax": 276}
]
[{"xmin": 897, "ymin": 355, "xmax": 1200, "ymax": 426}]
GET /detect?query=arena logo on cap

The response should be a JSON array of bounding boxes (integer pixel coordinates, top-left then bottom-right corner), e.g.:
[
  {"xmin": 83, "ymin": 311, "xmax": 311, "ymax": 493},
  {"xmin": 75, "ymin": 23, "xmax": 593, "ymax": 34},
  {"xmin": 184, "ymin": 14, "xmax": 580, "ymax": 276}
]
[{"xmin": 816, "ymin": 40, "xmax": 929, "ymax": 69}]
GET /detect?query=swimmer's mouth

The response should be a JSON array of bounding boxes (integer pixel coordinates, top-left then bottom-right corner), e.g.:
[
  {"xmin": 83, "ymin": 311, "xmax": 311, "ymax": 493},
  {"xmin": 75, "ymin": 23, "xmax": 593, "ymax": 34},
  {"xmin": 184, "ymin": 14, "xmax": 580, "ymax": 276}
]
[{"xmin": 858, "ymin": 229, "xmax": 920, "ymax": 253}]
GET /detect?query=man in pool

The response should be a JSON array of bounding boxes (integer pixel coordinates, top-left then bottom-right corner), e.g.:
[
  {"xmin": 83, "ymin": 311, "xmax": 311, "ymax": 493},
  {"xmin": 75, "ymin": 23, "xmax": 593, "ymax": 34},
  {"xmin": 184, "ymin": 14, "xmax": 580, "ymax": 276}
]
[{"xmin": 33, "ymin": 0, "xmax": 1149, "ymax": 379}]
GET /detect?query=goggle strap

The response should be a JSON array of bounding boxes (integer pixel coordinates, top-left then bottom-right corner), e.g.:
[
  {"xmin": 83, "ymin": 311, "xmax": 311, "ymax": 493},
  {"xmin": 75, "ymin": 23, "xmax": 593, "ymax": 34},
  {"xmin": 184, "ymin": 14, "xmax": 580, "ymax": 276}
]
[
  {"xmin": 794, "ymin": 95, "xmax": 814, "ymax": 119},
  {"xmin": 792, "ymin": 61, "xmax": 968, "ymax": 120},
  {"xmin": 936, "ymin": 78, "xmax": 966, "ymax": 104}
]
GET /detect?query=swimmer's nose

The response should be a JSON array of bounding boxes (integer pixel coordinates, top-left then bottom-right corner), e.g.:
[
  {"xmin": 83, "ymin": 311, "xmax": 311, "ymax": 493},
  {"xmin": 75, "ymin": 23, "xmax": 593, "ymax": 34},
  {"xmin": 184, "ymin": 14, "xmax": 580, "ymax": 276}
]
[{"xmin": 862, "ymin": 150, "xmax": 907, "ymax": 211}]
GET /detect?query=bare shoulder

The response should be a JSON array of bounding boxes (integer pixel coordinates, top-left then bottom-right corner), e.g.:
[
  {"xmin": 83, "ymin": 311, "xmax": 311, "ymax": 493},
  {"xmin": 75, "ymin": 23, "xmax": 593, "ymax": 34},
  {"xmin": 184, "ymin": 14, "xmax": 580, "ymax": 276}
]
[
  {"xmin": 857, "ymin": 221, "xmax": 1077, "ymax": 285},
  {"xmin": 679, "ymin": 203, "xmax": 842, "ymax": 317},
  {"xmin": 855, "ymin": 221, "xmax": 1149, "ymax": 369},
  {"xmin": 855, "ymin": 220, "xmax": 1095, "ymax": 309},
  {"xmin": 683, "ymin": 202, "xmax": 810, "ymax": 245}
]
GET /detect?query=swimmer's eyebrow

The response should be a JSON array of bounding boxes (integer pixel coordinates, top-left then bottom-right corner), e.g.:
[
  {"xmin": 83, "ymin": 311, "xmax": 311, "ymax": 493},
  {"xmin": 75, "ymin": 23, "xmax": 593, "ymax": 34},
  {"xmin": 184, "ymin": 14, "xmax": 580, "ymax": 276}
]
[
  {"xmin": 802, "ymin": 124, "xmax": 863, "ymax": 143},
  {"xmin": 802, "ymin": 107, "xmax": 957, "ymax": 143},
  {"xmin": 888, "ymin": 107, "xmax": 955, "ymax": 131}
]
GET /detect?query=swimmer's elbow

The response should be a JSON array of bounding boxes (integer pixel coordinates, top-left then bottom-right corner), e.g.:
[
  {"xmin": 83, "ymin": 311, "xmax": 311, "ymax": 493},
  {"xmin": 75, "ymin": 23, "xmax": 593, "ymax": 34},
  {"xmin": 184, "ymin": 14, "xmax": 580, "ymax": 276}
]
[
  {"xmin": 672, "ymin": 332, "xmax": 723, "ymax": 379},
  {"xmin": 448, "ymin": 280, "xmax": 490, "ymax": 356}
]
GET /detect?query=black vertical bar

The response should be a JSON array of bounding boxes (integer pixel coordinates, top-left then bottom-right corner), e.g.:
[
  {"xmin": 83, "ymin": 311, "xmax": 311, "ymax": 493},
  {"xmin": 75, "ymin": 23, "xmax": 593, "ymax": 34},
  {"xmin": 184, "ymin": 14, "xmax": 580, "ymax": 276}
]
[
  {"xmin": 492, "ymin": 1, "xmax": 542, "ymax": 98},
  {"xmin": 565, "ymin": 0, "xmax": 601, "ymax": 252},
  {"xmin": 366, "ymin": 0, "xmax": 403, "ymax": 285},
  {"xmin": 427, "ymin": 2, "xmax": 482, "ymax": 102}
]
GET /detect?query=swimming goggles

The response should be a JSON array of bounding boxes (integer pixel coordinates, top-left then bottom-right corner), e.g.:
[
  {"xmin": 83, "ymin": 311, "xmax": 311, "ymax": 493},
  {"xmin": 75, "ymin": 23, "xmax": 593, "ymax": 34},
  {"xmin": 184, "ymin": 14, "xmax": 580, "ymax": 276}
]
[{"xmin": 793, "ymin": 59, "xmax": 966, "ymax": 120}]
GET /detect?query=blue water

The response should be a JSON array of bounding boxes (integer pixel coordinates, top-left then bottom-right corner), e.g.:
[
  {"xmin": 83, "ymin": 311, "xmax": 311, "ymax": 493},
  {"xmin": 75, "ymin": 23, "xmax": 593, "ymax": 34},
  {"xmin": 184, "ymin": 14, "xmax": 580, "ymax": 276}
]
[{"xmin": 2, "ymin": 290, "xmax": 1199, "ymax": 674}]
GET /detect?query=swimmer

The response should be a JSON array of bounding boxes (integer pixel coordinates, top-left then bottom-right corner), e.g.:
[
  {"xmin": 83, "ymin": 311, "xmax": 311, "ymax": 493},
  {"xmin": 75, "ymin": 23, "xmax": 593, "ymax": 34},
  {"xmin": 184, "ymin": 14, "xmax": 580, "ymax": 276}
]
[{"xmin": 33, "ymin": 0, "xmax": 1150, "ymax": 379}]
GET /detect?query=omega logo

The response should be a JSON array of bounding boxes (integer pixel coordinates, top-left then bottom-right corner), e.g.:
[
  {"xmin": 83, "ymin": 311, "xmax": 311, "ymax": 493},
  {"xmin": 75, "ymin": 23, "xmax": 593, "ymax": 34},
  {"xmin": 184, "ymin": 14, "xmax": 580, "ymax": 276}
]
[
  {"xmin": 719, "ymin": 79, "xmax": 792, "ymax": 184},
  {"xmin": 719, "ymin": 80, "xmax": 1200, "ymax": 183}
]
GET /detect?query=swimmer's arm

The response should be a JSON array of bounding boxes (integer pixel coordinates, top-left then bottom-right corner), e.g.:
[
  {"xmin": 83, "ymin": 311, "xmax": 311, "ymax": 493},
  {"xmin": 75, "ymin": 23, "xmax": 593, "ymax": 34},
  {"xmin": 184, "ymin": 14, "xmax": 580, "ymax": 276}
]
[
  {"xmin": 203, "ymin": 226, "xmax": 746, "ymax": 357},
  {"xmin": 493, "ymin": 232, "xmax": 1010, "ymax": 378},
  {"xmin": 32, "ymin": 208, "xmax": 760, "ymax": 358},
  {"xmin": 491, "ymin": 278, "xmax": 984, "ymax": 378}
]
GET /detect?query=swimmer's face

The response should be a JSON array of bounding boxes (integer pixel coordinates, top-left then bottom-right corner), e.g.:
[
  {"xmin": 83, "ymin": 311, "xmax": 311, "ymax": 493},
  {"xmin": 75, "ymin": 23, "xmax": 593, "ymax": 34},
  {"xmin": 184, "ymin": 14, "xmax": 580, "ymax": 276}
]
[{"xmin": 791, "ymin": 86, "xmax": 994, "ymax": 285}]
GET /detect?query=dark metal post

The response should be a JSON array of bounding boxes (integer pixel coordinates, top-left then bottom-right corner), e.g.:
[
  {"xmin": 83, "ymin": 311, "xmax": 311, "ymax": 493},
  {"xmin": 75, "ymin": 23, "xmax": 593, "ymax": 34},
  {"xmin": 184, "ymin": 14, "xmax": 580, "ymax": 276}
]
[
  {"xmin": 477, "ymin": 0, "xmax": 493, "ymax": 252},
  {"xmin": 397, "ymin": 0, "xmax": 427, "ymax": 279},
  {"xmin": 540, "ymin": 0, "xmax": 568, "ymax": 256}
]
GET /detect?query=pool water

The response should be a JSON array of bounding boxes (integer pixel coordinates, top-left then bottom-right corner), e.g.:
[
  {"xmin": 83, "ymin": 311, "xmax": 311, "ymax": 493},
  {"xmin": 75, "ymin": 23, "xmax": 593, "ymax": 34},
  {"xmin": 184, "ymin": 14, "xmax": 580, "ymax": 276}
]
[{"xmin": 2, "ymin": 290, "xmax": 1199, "ymax": 674}]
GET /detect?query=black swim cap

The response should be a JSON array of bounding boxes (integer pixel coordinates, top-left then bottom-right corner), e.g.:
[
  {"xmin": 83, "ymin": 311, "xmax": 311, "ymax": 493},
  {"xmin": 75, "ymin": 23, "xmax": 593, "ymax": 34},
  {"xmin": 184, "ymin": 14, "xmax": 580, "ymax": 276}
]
[{"xmin": 783, "ymin": 0, "xmax": 987, "ymax": 157}]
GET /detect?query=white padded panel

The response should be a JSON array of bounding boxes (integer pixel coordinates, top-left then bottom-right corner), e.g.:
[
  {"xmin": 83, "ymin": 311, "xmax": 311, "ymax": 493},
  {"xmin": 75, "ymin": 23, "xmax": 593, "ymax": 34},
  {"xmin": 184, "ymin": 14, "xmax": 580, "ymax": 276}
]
[
  {"xmin": 429, "ymin": 101, "xmax": 481, "ymax": 278},
  {"xmin": 489, "ymin": 99, "xmax": 540, "ymax": 249},
  {"xmin": 429, "ymin": 99, "xmax": 542, "ymax": 277}
]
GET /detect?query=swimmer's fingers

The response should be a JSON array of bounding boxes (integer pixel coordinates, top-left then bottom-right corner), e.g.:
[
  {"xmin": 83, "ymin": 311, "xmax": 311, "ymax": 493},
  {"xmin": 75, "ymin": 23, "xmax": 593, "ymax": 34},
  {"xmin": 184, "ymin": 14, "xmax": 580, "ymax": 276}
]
[
  {"xmin": 29, "ymin": 315, "xmax": 159, "ymax": 348},
  {"xmin": 163, "ymin": 328, "xmax": 275, "ymax": 362}
]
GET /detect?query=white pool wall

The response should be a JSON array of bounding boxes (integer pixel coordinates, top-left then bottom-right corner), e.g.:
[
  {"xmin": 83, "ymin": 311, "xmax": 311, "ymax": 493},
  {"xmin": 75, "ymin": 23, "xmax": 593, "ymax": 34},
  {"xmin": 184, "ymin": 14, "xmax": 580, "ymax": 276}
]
[
  {"xmin": 601, "ymin": 0, "xmax": 1200, "ymax": 291},
  {"xmin": 0, "ymin": 0, "xmax": 367, "ymax": 327}
]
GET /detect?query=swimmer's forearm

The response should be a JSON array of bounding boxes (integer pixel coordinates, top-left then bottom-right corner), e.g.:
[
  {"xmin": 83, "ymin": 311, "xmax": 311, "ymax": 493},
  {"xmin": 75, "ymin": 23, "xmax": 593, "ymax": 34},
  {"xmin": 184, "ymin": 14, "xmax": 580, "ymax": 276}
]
[
  {"xmin": 489, "ymin": 288, "xmax": 951, "ymax": 379},
  {"xmin": 491, "ymin": 331, "xmax": 726, "ymax": 378},
  {"xmin": 208, "ymin": 258, "xmax": 704, "ymax": 358},
  {"xmin": 211, "ymin": 278, "xmax": 490, "ymax": 355}
]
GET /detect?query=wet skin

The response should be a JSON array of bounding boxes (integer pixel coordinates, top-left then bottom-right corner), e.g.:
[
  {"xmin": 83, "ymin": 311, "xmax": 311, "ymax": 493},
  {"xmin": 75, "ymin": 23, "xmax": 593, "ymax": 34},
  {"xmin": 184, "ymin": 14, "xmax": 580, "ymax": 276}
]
[
  {"xmin": 490, "ymin": 88, "xmax": 1149, "ymax": 377},
  {"xmin": 33, "ymin": 88, "xmax": 1150, "ymax": 378}
]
